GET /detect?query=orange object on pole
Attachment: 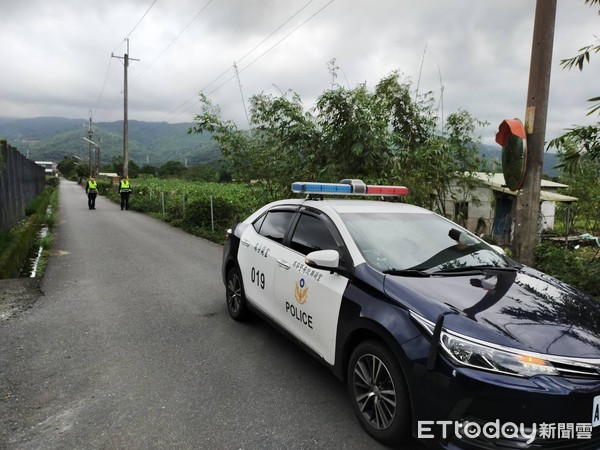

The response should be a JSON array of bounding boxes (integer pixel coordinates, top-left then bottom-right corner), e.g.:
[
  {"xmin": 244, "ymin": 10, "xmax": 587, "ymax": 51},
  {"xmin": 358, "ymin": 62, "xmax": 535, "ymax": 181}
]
[{"xmin": 495, "ymin": 119, "xmax": 526, "ymax": 147}]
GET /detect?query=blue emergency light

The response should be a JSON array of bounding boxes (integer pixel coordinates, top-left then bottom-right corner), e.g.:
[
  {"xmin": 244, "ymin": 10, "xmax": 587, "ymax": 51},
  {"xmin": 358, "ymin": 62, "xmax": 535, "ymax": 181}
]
[{"xmin": 291, "ymin": 179, "xmax": 409, "ymax": 197}]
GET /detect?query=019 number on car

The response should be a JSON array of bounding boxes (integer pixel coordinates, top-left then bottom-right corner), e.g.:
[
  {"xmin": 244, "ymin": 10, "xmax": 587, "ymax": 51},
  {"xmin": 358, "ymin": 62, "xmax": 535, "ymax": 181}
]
[{"xmin": 251, "ymin": 267, "xmax": 265, "ymax": 289}]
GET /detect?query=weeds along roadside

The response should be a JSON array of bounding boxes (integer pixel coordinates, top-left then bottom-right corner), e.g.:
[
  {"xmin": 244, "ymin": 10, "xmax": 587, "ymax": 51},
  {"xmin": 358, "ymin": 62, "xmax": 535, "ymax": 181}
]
[
  {"xmin": 98, "ymin": 177, "xmax": 263, "ymax": 243},
  {"xmin": 0, "ymin": 179, "xmax": 58, "ymax": 279},
  {"xmin": 30, "ymin": 184, "xmax": 59, "ymax": 277}
]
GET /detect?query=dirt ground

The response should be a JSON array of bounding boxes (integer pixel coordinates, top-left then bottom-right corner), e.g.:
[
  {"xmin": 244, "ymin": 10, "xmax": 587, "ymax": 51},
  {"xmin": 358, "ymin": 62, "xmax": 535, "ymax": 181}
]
[{"xmin": 0, "ymin": 278, "xmax": 42, "ymax": 322}]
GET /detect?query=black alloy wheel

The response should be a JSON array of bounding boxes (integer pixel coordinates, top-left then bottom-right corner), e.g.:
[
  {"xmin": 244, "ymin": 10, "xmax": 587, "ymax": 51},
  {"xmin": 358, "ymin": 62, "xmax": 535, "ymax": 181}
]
[
  {"xmin": 348, "ymin": 340, "xmax": 410, "ymax": 445},
  {"xmin": 226, "ymin": 266, "xmax": 249, "ymax": 321}
]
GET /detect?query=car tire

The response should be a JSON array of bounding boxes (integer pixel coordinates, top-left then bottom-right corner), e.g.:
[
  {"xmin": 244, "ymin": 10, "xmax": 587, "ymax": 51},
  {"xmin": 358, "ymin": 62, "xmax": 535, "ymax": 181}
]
[
  {"xmin": 347, "ymin": 340, "xmax": 410, "ymax": 446},
  {"xmin": 226, "ymin": 265, "xmax": 250, "ymax": 321}
]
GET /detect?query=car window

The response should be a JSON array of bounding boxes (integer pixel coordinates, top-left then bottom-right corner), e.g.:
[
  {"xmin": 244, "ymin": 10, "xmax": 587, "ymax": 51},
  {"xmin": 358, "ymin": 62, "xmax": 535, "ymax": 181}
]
[
  {"xmin": 254, "ymin": 210, "xmax": 295, "ymax": 244},
  {"xmin": 289, "ymin": 213, "xmax": 339, "ymax": 255},
  {"xmin": 340, "ymin": 212, "xmax": 509, "ymax": 272}
]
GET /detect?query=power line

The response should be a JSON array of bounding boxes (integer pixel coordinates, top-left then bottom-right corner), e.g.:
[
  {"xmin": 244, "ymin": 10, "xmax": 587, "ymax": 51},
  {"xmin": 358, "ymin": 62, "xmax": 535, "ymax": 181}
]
[
  {"xmin": 236, "ymin": 0, "xmax": 315, "ymax": 66},
  {"xmin": 97, "ymin": 0, "xmax": 214, "ymax": 120},
  {"xmin": 95, "ymin": 0, "xmax": 159, "ymax": 116},
  {"xmin": 237, "ymin": 0, "xmax": 335, "ymax": 77},
  {"xmin": 159, "ymin": 0, "xmax": 335, "ymax": 125},
  {"xmin": 93, "ymin": 56, "xmax": 114, "ymax": 112},
  {"xmin": 134, "ymin": 0, "xmax": 215, "ymax": 81},
  {"xmin": 173, "ymin": 0, "xmax": 315, "ymax": 102},
  {"xmin": 147, "ymin": 0, "xmax": 317, "ymax": 125},
  {"xmin": 200, "ymin": 0, "xmax": 335, "ymax": 99},
  {"xmin": 190, "ymin": 0, "xmax": 315, "ymax": 97},
  {"xmin": 112, "ymin": 0, "xmax": 159, "ymax": 54}
]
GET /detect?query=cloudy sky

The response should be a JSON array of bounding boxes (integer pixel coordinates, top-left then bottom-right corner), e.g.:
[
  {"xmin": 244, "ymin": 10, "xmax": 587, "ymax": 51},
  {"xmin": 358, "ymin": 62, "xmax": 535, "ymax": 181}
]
[{"xmin": 1, "ymin": 0, "xmax": 598, "ymax": 145}]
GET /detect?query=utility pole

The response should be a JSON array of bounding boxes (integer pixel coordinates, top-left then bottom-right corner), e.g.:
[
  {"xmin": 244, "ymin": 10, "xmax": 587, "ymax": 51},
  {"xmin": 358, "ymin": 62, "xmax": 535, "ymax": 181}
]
[
  {"xmin": 83, "ymin": 137, "xmax": 100, "ymax": 176},
  {"xmin": 512, "ymin": 0, "xmax": 557, "ymax": 265},
  {"xmin": 112, "ymin": 39, "xmax": 139, "ymax": 177},
  {"xmin": 87, "ymin": 111, "xmax": 94, "ymax": 177},
  {"xmin": 96, "ymin": 138, "xmax": 101, "ymax": 175},
  {"xmin": 233, "ymin": 62, "xmax": 251, "ymax": 132}
]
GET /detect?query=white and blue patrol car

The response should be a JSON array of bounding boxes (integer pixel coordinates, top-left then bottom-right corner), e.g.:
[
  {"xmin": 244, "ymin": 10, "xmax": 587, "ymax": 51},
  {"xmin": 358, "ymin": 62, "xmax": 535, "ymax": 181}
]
[{"xmin": 222, "ymin": 180, "xmax": 600, "ymax": 449}]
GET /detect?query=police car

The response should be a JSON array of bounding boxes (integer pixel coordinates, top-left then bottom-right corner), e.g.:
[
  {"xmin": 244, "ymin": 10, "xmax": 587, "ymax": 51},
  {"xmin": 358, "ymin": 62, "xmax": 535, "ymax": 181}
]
[{"xmin": 221, "ymin": 180, "xmax": 600, "ymax": 449}]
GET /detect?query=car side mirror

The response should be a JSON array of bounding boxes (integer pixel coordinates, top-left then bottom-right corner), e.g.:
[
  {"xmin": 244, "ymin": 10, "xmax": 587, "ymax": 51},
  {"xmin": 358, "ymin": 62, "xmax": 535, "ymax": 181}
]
[{"xmin": 305, "ymin": 250, "xmax": 344, "ymax": 275}]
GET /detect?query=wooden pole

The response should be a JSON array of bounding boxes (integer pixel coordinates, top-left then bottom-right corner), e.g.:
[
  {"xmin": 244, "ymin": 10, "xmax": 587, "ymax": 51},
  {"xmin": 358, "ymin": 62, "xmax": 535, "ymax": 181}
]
[{"xmin": 512, "ymin": 0, "xmax": 557, "ymax": 265}]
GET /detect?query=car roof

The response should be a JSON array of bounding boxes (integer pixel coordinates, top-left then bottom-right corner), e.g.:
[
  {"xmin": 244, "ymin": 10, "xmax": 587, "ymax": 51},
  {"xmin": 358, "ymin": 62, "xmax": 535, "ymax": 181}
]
[
  {"xmin": 308, "ymin": 199, "xmax": 431, "ymax": 215},
  {"xmin": 264, "ymin": 198, "xmax": 432, "ymax": 215}
]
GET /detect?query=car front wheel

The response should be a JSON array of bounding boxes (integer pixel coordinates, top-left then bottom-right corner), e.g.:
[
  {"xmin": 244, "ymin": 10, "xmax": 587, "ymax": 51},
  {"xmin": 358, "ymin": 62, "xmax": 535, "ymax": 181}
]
[
  {"xmin": 225, "ymin": 266, "xmax": 249, "ymax": 321},
  {"xmin": 347, "ymin": 340, "xmax": 410, "ymax": 445}
]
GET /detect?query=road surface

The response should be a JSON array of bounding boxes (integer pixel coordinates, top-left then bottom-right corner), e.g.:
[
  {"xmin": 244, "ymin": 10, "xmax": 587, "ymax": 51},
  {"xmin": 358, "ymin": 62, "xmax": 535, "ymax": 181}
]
[{"xmin": 0, "ymin": 180, "xmax": 396, "ymax": 449}]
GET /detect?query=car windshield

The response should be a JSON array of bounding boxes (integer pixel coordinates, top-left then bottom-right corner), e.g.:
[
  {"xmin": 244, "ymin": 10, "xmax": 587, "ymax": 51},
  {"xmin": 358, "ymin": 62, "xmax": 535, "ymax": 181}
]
[{"xmin": 340, "ymin": 212, "xmax": 510, "ymax": 272}]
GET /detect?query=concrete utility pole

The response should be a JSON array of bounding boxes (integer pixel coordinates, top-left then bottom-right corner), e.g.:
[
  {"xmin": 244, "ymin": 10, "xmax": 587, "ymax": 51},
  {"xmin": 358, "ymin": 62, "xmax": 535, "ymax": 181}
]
[
  {"xmin": 87, "ymin": 112, "xmax": 94, "ymax": 176},
  {"xmin": 96, "ymin": 138, "xmax": 101, "ymax": 175},
  {"xmin": 512, "ymin": 0, "xmax": 557, "ymax": 265},
  {"xmin": 112, "ymin": 39, "xmax": 139, "ymax": 178},
  {"xmin": 83, "ymin": 137, "xmax": 100, "ymax": 176}
]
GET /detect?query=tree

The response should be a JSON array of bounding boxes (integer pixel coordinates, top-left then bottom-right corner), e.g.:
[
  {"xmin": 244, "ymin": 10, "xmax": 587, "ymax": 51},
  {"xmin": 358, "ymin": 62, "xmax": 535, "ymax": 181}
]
[
  {"xmin": 315, "ymin": 82, "xmax": 393, "ymax": 180},
  {"xmin": 158, "ymin": 160, "xmax": 188, "ymax": 178},
  {"xmin": 57, "ymin": 156, "xmax": 86, "ymax": 180},
  {"xmin": 140, "ymin": 164, "xmax": 158, "ymax": 176},
  {"xmin": 110, "ymin": 156, "xmax": 140, "ymax": 177},
  {"xmin": 437, "ymin": 110, "xmax": 489, "ymax": 218},
  {"xmin": 184, "ymin": 163, "xmax": 220, "ymax": 182},
  {"xmin": 548, "ymin": 0, "xmax": 600, "ymax": 170},
  {"xmin": 384, "ymin": 76, "xmax": 444, "ymax": 210},
  {"xmin": 189, "ymin": 68, "xmax": 487, "ymax": 212},
  {"xmin": 557, "ymin": 140, "xmax": 600, "ymax": 232},
  {"xmin": 250, "ymin": 90, "xmax": 322, "ymax": 196}
]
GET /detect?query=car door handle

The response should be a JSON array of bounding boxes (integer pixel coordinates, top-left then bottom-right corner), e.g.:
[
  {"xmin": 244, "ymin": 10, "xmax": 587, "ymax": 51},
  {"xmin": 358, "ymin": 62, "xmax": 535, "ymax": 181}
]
[
  {"xmin": 277, "ymin": 259, "xmax": 291, "ymax": 270},
  {"xmin": 241, "ymin": 239, "xmax": 250, "ymax": 247}
]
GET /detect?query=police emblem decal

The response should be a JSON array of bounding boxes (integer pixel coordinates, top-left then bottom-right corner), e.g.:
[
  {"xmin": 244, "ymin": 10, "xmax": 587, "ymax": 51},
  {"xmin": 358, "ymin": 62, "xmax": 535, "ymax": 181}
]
[{"xmin": 295, "ymin": 278, "xmax": 308, "ymax": 304}]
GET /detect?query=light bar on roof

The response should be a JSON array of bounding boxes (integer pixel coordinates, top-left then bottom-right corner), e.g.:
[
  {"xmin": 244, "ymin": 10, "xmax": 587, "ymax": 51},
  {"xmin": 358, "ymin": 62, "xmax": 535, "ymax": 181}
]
[
  {"xmin": 291, "ymin": 182, "xmax": 352, "ymax": 194},
  {"xmin": 291, "ymin": 180, "xmax": 409, "ymax": 197}
]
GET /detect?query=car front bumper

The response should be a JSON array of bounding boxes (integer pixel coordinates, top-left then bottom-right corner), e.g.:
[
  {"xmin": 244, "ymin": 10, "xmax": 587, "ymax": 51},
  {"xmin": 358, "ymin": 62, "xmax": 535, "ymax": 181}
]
[{"xmin": 409, "ymin": 359, "xmax": 600, "ymax": 449}]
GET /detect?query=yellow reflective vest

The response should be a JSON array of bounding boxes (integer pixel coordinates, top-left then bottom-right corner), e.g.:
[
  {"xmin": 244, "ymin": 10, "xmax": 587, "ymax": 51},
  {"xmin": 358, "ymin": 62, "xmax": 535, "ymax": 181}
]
[
  {"xmin": 87, "ymin": 179, "xmax": 97, "ymax": 193},
  {"xmin": 119, "ymin": 180, "xmax": 131, "ymax": 193}
]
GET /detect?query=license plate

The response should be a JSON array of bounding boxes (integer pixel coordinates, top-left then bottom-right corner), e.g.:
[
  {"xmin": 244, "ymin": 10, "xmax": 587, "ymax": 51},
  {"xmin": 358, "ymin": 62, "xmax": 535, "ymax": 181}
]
[{"xmin": 593, "ymin": 395, "xmax": 600, "ymax": 427}]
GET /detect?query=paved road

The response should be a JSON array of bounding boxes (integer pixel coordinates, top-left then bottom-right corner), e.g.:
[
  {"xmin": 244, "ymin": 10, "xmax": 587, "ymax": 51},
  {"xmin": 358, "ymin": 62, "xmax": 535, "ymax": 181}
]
[{"xmin": 0, "ymin": 180, "xmax": 398, "ymax": 449}]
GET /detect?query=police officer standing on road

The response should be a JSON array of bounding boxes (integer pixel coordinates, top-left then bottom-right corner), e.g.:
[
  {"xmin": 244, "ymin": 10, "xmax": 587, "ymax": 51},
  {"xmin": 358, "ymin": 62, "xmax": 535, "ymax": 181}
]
[
  {"xmin": 119, "ymin": 176, "xmax": 132, "ymax": 210},
  {"xmin": 86, "ymin": 175, "xmax": 98, "ymax": 210}
]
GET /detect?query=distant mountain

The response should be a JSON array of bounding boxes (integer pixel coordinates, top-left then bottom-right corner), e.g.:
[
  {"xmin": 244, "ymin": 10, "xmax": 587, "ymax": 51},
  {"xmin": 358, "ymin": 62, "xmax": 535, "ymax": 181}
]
[
  {"xmin": 0, "ymin": 117, "xmax": 563, "ymax": 176},
  {"xmin": 0, "ymin": 116, "xmax": 220, "ymax": 167}
]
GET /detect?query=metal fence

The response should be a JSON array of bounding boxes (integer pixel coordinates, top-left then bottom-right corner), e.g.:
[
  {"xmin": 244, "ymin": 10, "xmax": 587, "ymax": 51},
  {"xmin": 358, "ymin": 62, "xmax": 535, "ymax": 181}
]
[{"xmin": 0, "ymin": 140, "xmax": 46, "ymax": 232}]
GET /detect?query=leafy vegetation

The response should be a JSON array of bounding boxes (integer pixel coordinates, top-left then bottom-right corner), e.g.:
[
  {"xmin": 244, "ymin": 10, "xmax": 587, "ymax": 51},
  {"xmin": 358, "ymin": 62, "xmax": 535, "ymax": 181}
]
[
  {"xmin": 0, "ymin": 182, "xmax": 57, "ymax": 279},
  {"xmin": 534, "ymin": 243, "xmax": 599, "ymax": 299},
  {"xmin": 189, "ymin": 66, "xmax": 489, "ymax": 213},
  {"xmin": 554, "ymin": 153, "xmax": 600, "ymax": 233},
  {"xmin": 101, "ymin": 178, "xmax": 259, "ymax": 242},
  {"xmin": 548, "ymin": 0, "xmax": 600, "ymax": 169},
  {"xmin": 537, "ymin": 1, "xmax": 600, "ymax": 297}
]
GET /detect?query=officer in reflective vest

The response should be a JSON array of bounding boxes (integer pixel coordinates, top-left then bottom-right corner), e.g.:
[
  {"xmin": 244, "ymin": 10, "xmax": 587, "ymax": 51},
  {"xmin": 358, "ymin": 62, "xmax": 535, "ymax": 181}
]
[
  {"xmin": 86, "ymin": 175, "xmax": 98, "ymax": 210},
  {"xmin": 119, "ymin": 176, "xmax": 132, "ymax": 210}
]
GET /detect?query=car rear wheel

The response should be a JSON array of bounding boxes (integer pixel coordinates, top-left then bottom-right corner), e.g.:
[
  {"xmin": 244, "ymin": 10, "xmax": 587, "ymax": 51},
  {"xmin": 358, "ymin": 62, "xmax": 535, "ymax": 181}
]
[
  {"xmin": 347, "ymin": 340, "xmax": 410, "ymax": 445},
  {"xmin": 226, "ymin": 266, "xmax": 249, "ymax": 321}
]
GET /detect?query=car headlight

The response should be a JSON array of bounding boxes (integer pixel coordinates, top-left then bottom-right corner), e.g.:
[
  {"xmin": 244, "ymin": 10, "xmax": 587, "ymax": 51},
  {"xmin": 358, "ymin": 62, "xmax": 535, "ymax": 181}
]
[{"xmin": 440, "ymin": 331, "xmax": 559, "ymax": 377}]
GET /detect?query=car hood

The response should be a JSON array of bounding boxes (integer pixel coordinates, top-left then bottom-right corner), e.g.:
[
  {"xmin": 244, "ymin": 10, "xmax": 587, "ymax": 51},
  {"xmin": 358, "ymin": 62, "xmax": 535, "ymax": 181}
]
[{"xmin": 383, "ymin": 267, "xmax": 600, "ymax": 358}]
